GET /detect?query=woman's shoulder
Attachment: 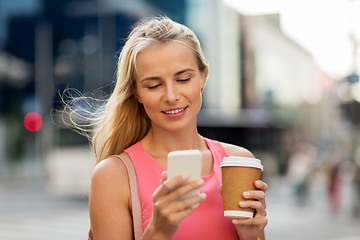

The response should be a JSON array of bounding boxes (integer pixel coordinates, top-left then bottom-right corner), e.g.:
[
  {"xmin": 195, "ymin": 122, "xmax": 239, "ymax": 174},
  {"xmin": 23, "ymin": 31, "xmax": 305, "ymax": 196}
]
[
  {"xmin": 91, "ymin": 153, "xmax": 130, "ymax": 188},
  {"xmin": 89, "ymin": 154, "xmax": 133, "ymax": 238},
  {"xmin": 219, "ymin": 141, "xmax": 255, "ymax": 158}
]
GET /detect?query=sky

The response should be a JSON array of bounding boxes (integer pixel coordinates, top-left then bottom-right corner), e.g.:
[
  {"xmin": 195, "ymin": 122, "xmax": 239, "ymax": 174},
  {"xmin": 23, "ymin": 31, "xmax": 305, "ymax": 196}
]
[{"xmin": 224, "ymin": 0, "xmax": 360, "ymax": 79}]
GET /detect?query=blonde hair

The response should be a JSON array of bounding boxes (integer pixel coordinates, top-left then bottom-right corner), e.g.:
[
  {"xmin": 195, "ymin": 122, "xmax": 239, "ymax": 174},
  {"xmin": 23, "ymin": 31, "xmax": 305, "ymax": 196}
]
[{"xmin": 60, "ymin": 16, "xmax": 208, "ymax": 164}]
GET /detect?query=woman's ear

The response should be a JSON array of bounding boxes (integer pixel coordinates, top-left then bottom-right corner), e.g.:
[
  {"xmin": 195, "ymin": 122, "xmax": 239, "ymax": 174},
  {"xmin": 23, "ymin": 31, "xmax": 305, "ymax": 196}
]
[
  {"xmin": 201, "ymin": 70, "xmax": 208, "ymax": 92},
  {"xmin": 134, "ymin": 87, "xmax": 143, "ymax": 104},
  {"xmin": 135, "ymin": 92, "xmax": 143, "ymax": 104}
]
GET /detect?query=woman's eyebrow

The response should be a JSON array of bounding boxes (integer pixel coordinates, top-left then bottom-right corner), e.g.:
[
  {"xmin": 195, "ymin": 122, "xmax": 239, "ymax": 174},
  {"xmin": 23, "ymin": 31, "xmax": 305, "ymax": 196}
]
[
  {"xmin": 140, "ymin": 68, "xmax": 195, "ymax": 83},
  {"xmin": 174, "ymin": 68, "xmax": 194, "ymax": 76},
  {"xmin": 140, "ymin": 76, "xmax": 160, "ymax": 83}
]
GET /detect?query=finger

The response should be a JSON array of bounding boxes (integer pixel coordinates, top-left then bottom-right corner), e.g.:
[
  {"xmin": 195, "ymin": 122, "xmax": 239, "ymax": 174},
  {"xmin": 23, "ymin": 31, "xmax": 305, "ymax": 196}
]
[
  {"xmin": 153, "ymin": 174, "xmax": 189, "ymax": 199},
  {"xmin": 242, "ymin": 190, "xmax": 265, "ymax": 201},
  {"xmin": 254, "ymin": 180, "xmax": 268, "ymax": 192},
  {"xmin": 239, "ymin": 200, "xmax": 267, "ymax": 216},
  {"xmin": 242, "ymin": 190, "xmax": 267, "ymax": 214},
  {"xmin": 240, "ymin": 180, "xmax": 267, "ymax": 201},
  {"xmin": 165, "ymin": 207, "xmax": 194, "ymax": 226},
  {"xmin": 153, "ymin": 192, "xmax": 206, "ymax": 226},
  {"xmin": 243, "ymin": 191, "xmax": 266, "ymax": 210},
  {"xmin": 165, "ymin": 192, "xmax": 207, "ymax": 214},
  {"xmin": 164, "ymin": 178, "xmax": 204, "ymax": 204},
  {"xmin": 160, "ymin": 171, "xmax": 168, "ymax": 184}
]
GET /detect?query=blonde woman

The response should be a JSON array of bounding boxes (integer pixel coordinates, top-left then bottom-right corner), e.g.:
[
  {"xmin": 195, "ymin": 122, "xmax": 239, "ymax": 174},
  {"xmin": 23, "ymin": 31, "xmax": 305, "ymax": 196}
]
[{"xmin": 79, "ymin": 17, "xmax": 268, "ymax": 239}]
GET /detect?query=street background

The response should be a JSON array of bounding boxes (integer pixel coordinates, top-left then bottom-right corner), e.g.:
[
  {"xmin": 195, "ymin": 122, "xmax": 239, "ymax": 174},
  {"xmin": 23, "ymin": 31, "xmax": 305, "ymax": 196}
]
[{"xmin": 1, "ymin": 0, "xmax": 360, "ymax": 239}]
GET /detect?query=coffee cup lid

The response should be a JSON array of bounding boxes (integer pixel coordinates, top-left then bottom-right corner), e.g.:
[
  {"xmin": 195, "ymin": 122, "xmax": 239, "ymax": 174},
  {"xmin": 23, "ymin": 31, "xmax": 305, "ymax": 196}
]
[{"xmin": 220, "ymin": 156, "xmax": 263, "ymax": 171}]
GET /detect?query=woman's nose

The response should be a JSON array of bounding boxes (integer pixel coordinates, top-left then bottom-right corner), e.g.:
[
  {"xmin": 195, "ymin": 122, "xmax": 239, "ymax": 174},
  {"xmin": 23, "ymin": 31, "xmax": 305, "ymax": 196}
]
[{"xmin": 163, "ymin": 84, "xmax": 180, "ymax": 103}]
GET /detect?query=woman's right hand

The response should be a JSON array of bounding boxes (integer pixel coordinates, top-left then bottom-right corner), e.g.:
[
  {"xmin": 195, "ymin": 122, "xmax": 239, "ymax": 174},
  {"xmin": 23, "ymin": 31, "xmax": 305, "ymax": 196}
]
[{"xmin": 143, "ymin": 171, "xmax": 206, "ymax": 240}]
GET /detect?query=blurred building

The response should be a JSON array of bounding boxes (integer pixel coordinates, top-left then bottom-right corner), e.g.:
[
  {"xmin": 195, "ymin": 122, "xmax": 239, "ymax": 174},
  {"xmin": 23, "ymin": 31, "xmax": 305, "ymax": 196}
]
[
  {"xmin": 0, "ymin": 0, "xmax": 351, "ymax": 196},
  {"xmin": 0, "ymin": 0, "xmax": 186, "ymax": 189},
  {"xmin": 185, "ymin": 1, "xmax": 340, "ymax": 176}
]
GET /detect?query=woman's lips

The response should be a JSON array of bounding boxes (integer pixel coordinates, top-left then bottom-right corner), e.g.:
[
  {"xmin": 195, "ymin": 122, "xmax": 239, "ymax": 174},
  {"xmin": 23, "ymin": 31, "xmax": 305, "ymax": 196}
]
[
  {"xmin": 162, "ymin": 107, "xmax": 186, "ymax": 114},
  {"xmin": 162, "ymin": 106, "xmax": 188, "ymax": 119}
]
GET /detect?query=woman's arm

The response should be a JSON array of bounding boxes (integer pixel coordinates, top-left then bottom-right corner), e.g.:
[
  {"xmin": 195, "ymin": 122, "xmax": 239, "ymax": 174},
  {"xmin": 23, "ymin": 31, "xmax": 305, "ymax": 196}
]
[
  {"xmin": 89, "ymin": 155, "xmax": 207, "ymax": 240},
  {"xmin": 89, "ymin": 156, "xmax": 134, "ymax": 239},
  {"xmin": 259, "ymin": 230, "xmax": 265, "ymax": 240}
]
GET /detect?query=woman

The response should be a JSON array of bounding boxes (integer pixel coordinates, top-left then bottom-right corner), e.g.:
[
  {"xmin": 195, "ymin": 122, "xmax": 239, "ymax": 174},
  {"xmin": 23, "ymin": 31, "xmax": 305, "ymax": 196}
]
[{"xmin": 82, "ymin": 17, "xmax": 268, "ymax": 239}]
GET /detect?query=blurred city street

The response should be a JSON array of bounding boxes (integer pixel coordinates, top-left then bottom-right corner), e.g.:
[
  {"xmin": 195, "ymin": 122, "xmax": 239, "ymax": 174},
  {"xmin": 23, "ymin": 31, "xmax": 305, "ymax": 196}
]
[
  {"xmin": 1, "ymin": 0, "xmax": 360, "ymax": 240},
  {"xmin": 0, "ymin": 178, "xmax": 90, "ymax": 240},
  {"xmin": 1, "ymin": 175, "xmax": 360, "ymax": 240},
  {"xmin": 265, "ymin": 177, "xmax": 360, "ymax": 240}
]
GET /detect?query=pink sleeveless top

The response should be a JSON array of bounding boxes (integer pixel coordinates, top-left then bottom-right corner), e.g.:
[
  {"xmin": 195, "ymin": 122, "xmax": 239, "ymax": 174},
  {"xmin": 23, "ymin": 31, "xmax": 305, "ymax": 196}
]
[{"xmin": 124, "ymin": 138, "xmax": 238, "ymax": 239}]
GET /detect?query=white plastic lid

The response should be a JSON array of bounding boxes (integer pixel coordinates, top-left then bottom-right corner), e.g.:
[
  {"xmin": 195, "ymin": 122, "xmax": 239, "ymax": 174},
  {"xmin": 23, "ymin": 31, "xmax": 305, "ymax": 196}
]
[{"xmin": 220, "ymin": 156, "xmax": 263, "ymax": 171}]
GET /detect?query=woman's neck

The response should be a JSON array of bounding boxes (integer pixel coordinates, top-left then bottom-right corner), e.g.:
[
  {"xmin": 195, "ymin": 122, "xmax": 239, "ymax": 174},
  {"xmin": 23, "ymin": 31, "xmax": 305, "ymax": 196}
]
[{"xmin": 140, "ymin": 127, "xmax": 207, "ymax": 163}]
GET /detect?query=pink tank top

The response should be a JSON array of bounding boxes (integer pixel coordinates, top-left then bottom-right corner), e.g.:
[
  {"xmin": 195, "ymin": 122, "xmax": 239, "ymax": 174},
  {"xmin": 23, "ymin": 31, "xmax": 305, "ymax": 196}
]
[{"xmin": 124, "ymin": 138, "xmax": 238, "ymax": 239}]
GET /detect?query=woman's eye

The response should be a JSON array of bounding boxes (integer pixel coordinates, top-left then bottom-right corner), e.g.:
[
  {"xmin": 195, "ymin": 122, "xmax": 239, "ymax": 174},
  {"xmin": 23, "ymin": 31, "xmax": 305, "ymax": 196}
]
[
  {"xmin": 147, "ymin": 84, "xmax": 160, "ymax": 89},
  {"xmin": 177, "ymin": 78, "xmax": 190, "ymax": 82}
]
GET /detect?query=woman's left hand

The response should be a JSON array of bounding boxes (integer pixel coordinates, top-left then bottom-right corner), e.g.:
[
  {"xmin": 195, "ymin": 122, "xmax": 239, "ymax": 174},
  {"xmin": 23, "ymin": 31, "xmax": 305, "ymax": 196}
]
[{"xmin": 232, "ymin": 180, "xmax": 268, "ymax": 240}]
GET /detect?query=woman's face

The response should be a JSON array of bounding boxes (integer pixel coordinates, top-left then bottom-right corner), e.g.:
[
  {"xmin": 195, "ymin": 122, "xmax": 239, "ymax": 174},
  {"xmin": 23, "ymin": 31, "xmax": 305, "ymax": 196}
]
[{"xmin": 135, "ymin": 40, "xmax": 206, "ymax": 133}]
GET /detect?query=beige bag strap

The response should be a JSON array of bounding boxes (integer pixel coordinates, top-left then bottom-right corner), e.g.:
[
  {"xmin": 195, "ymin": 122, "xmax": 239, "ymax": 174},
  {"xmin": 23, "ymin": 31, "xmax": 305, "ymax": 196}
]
[{"xmin": 115, "ymin": 153, "xmax": 143, "ymax": 240}]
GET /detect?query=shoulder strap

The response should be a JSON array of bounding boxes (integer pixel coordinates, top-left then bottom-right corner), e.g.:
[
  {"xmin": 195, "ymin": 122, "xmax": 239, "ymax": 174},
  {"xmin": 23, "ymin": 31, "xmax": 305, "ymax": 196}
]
[
  {"xmin": 203, "ymin": 138, "xmax": 228, "ymax": 165},
  {"xmin": 115, "ymin": 153, "xmax": 143, "ymax": 240}
]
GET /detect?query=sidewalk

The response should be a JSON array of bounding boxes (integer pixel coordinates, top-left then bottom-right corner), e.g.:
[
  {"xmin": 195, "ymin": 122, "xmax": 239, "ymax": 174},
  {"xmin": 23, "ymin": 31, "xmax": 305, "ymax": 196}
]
[
  {"xmin": 0, "ymin": 178, "xmax": 90, "ymax": 240},
  {"xmin": 265, "ymin": 176, "xmax": 360, "ymax": 240}
]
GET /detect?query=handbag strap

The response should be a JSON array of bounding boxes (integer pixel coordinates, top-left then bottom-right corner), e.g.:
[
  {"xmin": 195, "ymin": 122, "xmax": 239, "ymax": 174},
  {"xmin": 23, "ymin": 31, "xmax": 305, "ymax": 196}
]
[{"xmin": 115, "ymin": 153, "xmax": 143, "ymax": 240}]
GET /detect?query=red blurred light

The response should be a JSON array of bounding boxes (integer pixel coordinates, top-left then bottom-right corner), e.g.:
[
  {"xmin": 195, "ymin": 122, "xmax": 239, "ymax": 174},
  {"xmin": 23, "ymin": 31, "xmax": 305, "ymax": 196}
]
[{"xmin": 24, "ymin": 112, "xmax": 43, "ymax": 132}]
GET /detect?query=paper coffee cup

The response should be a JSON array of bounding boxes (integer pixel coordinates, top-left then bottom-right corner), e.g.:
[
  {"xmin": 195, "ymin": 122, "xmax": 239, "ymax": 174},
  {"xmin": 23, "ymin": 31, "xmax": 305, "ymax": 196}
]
[{"xmin": 220, "ymin": 156, "xmax": 263, "ymax": 219}]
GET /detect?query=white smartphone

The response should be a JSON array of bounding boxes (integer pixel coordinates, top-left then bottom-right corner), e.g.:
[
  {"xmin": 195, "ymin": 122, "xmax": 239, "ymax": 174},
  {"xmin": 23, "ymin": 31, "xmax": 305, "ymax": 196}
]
[{"xmin": 167, "ymin": 149, "xmax": 202, "ymax": 208}]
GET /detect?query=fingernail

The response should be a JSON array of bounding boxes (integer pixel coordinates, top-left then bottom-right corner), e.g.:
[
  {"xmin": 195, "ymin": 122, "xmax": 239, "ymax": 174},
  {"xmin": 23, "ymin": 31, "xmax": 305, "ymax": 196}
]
[
  {"xmin": 200, "ymin": 193, "xmax": 207, "ymax": 199},
  {"xmin": 232, "ymin": 219, "xmax": 239, "ymax": 224},
  {"xmin": 182, "ymin": 174, "xmax": 189, "ymax": 180},
  {"xmin": 243, "ymin": 191, "xmax": 250, "ymax": 198},
  {"xmin": 239, "ymin": 201, "xmax": 246, "ymax": 207},
  {"xmin": 197, "ymin": 179, "xmax": 204, "ymax": 186}
]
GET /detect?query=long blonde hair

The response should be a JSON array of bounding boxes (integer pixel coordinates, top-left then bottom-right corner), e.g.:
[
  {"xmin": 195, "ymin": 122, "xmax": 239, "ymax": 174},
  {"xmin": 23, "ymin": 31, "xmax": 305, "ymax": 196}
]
[{"xmin": 60, "ymin": 16, "xmax": 208, "ymax": 164}]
